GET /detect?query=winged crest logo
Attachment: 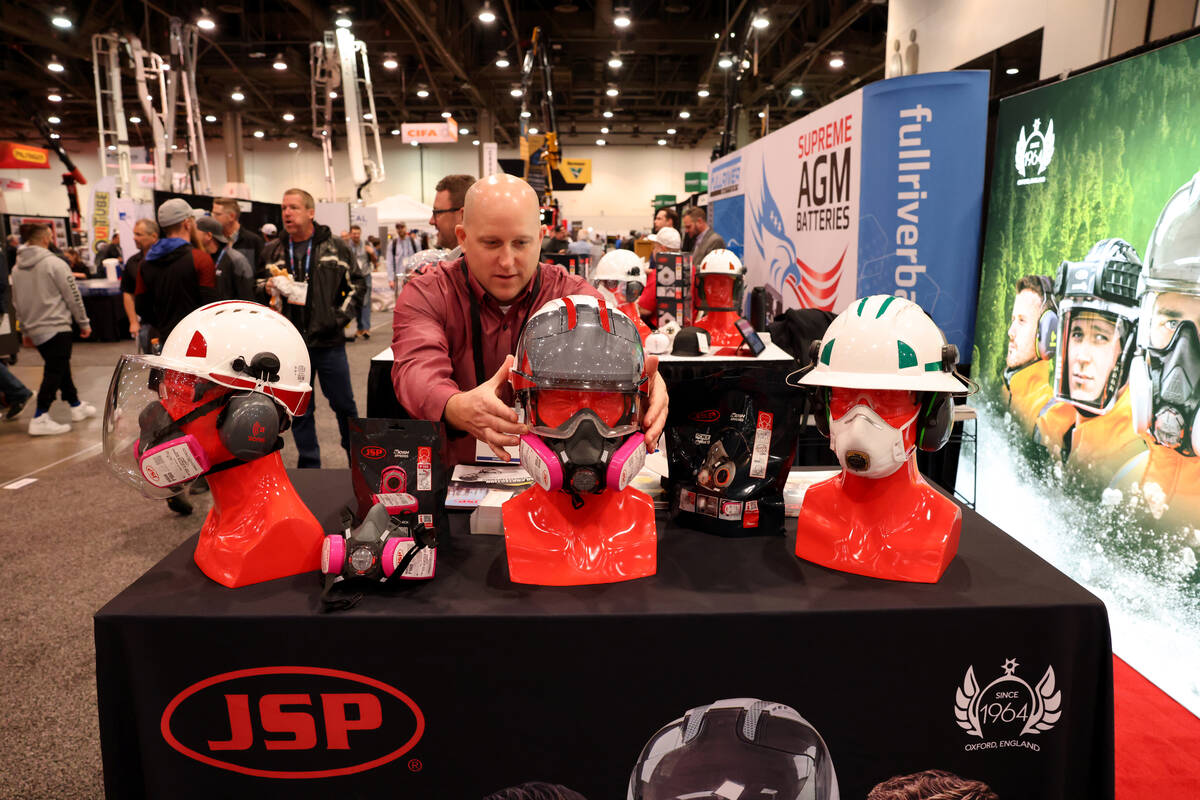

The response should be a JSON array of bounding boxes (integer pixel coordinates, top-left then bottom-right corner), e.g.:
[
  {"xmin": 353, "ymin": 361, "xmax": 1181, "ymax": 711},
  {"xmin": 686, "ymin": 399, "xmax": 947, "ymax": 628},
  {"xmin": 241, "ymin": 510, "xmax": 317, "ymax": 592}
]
[
  {"xmin": 954, "ymin": 658, "xmax": 1062, "ymax": 744},
  {"xmin": 1015, "ymin": 118, "xmax": 1056, "ymax": 185}
]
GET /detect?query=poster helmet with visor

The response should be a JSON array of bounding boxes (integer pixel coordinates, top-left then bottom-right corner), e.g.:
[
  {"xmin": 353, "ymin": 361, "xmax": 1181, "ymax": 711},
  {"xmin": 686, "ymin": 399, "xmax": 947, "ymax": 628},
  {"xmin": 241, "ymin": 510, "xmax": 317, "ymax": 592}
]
[
  {"xmin": 1051, "ymin": 237, "xmax": 1143, "ymax": 414},
  {"xmin": 512, "ymin": 295, "xmax": 649, "ymax": 501},
  {"xmin": 1130, "ymin": 170, "xmax": 1200, "ymax": 455},
  {"xmin": 627, "ymin": 697, "xmax": 840, "ymax": 800},
  {"xmin": 103, "ymin": 301, "xmax": 312, "ymax": 498},
  {"xmin": 695, "ymin": 249, "xmax": 747, "ymax": 312}
]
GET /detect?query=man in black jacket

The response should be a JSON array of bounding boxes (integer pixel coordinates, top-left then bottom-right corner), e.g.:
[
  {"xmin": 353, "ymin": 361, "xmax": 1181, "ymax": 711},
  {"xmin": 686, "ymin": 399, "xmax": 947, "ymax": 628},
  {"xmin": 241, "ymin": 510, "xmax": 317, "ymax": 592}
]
[
  {"xmin": 262, "ymin": 187, "xmax": 366, "ymax": 467},
  {"xmin": 135, "ymin": 198, "xmax": 218, "ymax": 345}
]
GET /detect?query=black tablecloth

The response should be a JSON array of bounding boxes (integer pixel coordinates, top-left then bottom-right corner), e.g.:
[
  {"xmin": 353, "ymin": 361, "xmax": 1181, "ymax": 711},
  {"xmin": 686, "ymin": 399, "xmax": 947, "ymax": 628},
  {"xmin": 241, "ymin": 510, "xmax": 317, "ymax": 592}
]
[
  {"xmin": 81, "ymin": 293, "xmax": 128, "ymax": 343},
  {"xmin": 95, "ymin": 470, "xmax": 1113, "ymax": 799}
]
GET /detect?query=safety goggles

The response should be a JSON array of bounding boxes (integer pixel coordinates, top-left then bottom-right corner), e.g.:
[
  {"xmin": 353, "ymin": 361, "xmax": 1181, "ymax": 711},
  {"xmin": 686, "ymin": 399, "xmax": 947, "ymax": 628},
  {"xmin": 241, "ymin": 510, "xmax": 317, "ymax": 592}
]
[{"xmin": 525, "ymin": 388, "xmax": 643, "ymax": 439}]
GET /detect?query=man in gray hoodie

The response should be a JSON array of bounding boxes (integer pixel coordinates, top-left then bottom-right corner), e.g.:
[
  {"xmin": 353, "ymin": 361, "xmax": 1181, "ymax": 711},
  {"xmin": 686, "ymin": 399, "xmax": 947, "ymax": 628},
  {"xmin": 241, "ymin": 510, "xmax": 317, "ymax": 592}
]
[{"xmin": 12, "ymin": 223, "xmax": 94, "ymax": 436}]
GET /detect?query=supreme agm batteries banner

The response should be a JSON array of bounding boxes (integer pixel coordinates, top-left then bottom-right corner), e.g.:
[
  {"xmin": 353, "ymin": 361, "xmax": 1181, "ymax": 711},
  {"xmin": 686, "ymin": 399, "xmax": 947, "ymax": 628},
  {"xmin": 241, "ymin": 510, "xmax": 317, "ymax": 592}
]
[
  {"xmin": 969, "ymin": 34, "xmax": 1200, "ymax": 717},
  {"xmin": 709, "ymin": 71, "xmax": 988, "ymax": 357}
]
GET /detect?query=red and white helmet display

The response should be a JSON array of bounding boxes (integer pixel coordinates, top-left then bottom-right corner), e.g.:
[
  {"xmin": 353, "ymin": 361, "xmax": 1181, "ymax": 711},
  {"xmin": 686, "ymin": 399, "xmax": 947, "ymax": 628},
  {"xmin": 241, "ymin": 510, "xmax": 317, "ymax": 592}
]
[
  {"xmin": 696, "ymin": 249, "xmax": 747, "ymax": 312},
  {"xmin": 142, "ymin": 301, "xmax": 312, "ymax": 418}
]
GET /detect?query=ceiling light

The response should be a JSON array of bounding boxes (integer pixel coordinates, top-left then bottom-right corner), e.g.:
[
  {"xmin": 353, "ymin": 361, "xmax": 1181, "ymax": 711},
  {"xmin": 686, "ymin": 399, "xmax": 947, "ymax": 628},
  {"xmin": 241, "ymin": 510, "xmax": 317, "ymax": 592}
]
[
  {"xmin": 441, "ymin": 111, "xmax": 452, "ymax": 118},
  {"xmin": 1006, "ymin": 67, "xmax": 1020, "ymax": 76},
  {"xmin": 751, "ymin": 13, "xmax": 769, "ymax": 30},
  {"xmin": 282, "ymin": 112, "xmax": 295, "ymax": 122},
  {"xmin": 790, "ymin": 86, "xmax": 803, "ymax": 98},
  {"xmin": 520, "ymin": 109, "xmax": 532, "ymax": 118},
  {"xmin": 596, "ymin": 138, "xmax": 607, "ymax": 145},
  {"xmin": 410, "ymin": 141, "xmax": 418, "ymax": 147},
  {"xmin": 713, "ymin": 32, "xmax": 720, "ymax": 39},
  {"xmin": 47, "ymin": 57, "xmax": 65, "ymax": 73},
  {"xmin": 606, "ymin": 85, "xmax": 619, "ymax": 97},
  {"xmin": 608, "ymin": 54, "xmax": 623, "ymax": 69},
  {"xmin": 718, "ymin": 52, "xmax": 733, "ymax": 69},
  {"xmin": 601, "ymin": 126, "xmax": 609, "ymax": 134},
  {"xmin": 472, "ymin": 139, "xmax": 480, "ymax": 145},
  {"xmin": 160, "ymin": 64, "xmax": 171, "ymax": 72},
  {"xmin": 478, "ymin": 2, "xmax": 496, "ymax": 23},
  {"xmin": 49, "ymin": 132, "xmax": 60, "ymax": 139},
  {"xmin": 758, "ymin": 111, "xmax": 765, "ymax": 118},
  {"xmin": 248, "ymin": 50, "xmax": 266, "ymax": 58},
  {"xmin": 129, "ymin": 115, "xmax": 141, "ymax": 124},
  {"xmin": 272, "ymin": 53, "xmax": 287, "ymax": 71},
  {"xmin": 391, "ymin": 129, "xmax": 400, "ymax": 135},
  {"xmin": 511, "ymin": 86, "xmax": 523, "ymax": 97},
  {"xmin": 48, "ymin": 116, "xmax": 61, "ymax": 124},
  {"xmin": 382, "ymin": 54, "xmax": 398, "ymax": 70},
  {"xmin": 496, "ymin": 50, "xmax": 510, "ymax": 68},
  {"xmin": 253, "ymin": 130, "xmax": 264, "ymax": 138},
  {"xmin": 828, "ymin": 52, "xmax": 845, "ymax": 69},
  {"xmin": 362, "ymin": 113, "xmax": 373, "ymax": 121},
  {"xmin": 108, "ymin": 145, "xmax": 116, "ymax": 151},
  {"xmin": 613, "ymin": 6, "xmax": 631, "ymax": 28},
  {"xmin": 196, "ymin": 11, "xmax": 216, "ymax": 31},
  {"xmin": 204, "ymin": 114, "xmax": 217, "ymax": 123},
  {"xmin": 48, "ymin": 93, "xmax": 62, "ymax": 103},
  {"xmin": 231, "ymin": 88, "xmax": 245, "ymax": 101},
  {"xmin": 697, "ymin": 86, "xmax": 710, "ymax": 98},
  {"xmin": 529, "ymin": 126, "xmax": 539, "ymax": 134},
  {"xmin": 415, "ymin": 87, "xmax": 429, "ymax": 98},
  {"xmin": 51, "ymin": 12, "xmax": 72, "ymax": 29},
  {"xmin": 678, "ymin": 110, "xmax": 690, "ymax": 119},
  {"xmin": 334, "ymin": 12, "xmax": 352, "ymax": 28},
  {"xmin": 459, "ymin": 127, "xmax": 469, "ymax": 134},
  {"xmin": 602, "ymin": 110, "xmax": 614, "ymax": 119},
  {"xmin": 667, "ymin": 127, "xmax": 676, "ymax": 134},
  {"xmin": 289, "ymin": 141, "xmax": 298, "ymax": 149},
  {"xmin": 657, "ymin": 138, "xmax": 667, "ymax": 145}
]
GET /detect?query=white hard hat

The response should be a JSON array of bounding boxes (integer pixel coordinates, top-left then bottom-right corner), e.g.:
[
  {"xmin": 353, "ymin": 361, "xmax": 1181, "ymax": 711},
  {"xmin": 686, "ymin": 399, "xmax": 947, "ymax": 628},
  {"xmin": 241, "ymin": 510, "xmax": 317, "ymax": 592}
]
[
  {"xmin": 646, "ymin": 226, "xmax": 681, "ymax": 250},
  {"xmin": 698, "ymin": 248, "xmax": 745, "ymax": 276},
  {"xmin": 593, "ymin": 249, "xmax": 647, "ymax": 285},
  {"xmin": 797, "ymin": 295, "xmax": 970, "ymax": 393}
]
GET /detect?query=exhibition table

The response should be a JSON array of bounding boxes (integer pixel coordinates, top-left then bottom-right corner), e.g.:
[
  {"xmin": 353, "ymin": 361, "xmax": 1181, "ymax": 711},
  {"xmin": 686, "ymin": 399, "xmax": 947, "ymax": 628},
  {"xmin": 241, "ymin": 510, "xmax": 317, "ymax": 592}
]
[
  {"xmin": 95, "ymin": 470, "xmax": 1113, "ymax": 799},
  {"xmin": 78, "ymin": 280, "xmax": 128, "ymax": 342}
]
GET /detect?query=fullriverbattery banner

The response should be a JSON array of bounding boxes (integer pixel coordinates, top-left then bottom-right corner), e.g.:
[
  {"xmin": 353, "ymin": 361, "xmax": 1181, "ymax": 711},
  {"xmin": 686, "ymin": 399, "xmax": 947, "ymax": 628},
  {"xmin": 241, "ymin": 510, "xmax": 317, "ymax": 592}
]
[
  {"xmin": 709, "ymin": 71, "xmax": 988, "ymax": 357},
  {"xmin": 968, "ymin": 34, "xmax": 1200, "ymax": 716}
]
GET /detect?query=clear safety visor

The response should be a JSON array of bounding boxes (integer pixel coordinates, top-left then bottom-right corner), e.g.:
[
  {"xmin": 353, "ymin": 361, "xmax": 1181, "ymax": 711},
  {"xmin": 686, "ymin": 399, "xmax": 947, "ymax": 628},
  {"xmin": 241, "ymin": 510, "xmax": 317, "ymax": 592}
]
[
  {"xmin": 526, "ymin": 387, "xmax": 643, "ymax": 439},
  {"xmin": 1138, "ymin": 290, "xmax": 1200, "ymax": 352},
  {"xmin": 593, "ymin": 278, "xmax": 645, "ymax": 305},
  {"xmin": 1055, "ymin": 306, "xmax": 1131, "ymax": 412},
  {"xmin": 103, "ymin": 354, "xmax": 198, "ymax": 499},
  {"xmin": 515, "ymin": 305, "xmax": 646, "ymax": 391}
]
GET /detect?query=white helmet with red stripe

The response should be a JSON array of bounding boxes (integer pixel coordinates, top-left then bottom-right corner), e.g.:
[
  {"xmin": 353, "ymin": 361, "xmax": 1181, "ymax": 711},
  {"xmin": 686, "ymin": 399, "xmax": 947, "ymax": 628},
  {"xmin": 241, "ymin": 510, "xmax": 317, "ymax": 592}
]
[
  {"xmin": 698, "ymin": 248, "xmax": 745, "ymax": 277},
  {"xmin": 143, "ymin": 301, "xmax": 312, "ymax": 418}
]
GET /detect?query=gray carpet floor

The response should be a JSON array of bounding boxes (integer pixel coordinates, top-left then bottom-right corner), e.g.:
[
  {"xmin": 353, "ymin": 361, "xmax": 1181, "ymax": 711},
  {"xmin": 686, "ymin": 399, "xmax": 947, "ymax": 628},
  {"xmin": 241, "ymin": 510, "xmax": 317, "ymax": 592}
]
[{"xmin": 0, "ymin": 308, "xmax": 390, "ymax": 799}]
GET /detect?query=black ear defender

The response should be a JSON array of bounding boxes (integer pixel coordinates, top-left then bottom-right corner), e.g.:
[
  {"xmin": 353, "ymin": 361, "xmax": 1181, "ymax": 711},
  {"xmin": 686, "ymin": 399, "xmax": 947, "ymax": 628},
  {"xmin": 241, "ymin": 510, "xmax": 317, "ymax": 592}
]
[
  {"xmin": 915, "ymin": 392, "xmax": 953, "ymax": 452},
  {"xmin": 216, "ymin": 394, "xmax": 287, "ymax": 460}
]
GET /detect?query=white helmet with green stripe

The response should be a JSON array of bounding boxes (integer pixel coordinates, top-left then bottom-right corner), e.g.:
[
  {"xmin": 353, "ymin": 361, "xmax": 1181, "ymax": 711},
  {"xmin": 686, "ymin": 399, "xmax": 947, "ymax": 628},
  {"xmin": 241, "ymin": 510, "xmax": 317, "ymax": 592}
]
[{"xmin": 798, "ymin": 295, "xmax": 970, "ymax": 393}]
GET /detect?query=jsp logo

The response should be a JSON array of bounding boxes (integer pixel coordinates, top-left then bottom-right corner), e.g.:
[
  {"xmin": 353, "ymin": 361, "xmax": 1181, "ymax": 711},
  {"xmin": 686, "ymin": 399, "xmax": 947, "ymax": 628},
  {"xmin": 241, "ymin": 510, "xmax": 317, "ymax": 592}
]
[
  {"xmin": 1015, "ymin": 118, "xmax": 1055, "ymax": 186},
  {"xmin": 954, "ymin": 658, "xmax": 1061, "ymax": 752}
]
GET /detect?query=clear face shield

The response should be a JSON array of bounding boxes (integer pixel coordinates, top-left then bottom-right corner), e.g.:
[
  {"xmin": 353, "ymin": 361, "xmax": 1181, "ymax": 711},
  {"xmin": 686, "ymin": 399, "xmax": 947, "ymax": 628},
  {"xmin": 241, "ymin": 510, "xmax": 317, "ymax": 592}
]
[
  {"xmin": 1054, "ymin": 305, "xmax": 1132, "ymax": 413},
  {"xmin": 103, "ymin": 355, "xmax": 226, "ymax": 499},
  {"xmin": 594, "ymin": 278, "xmax": 645, "ymax": 306}
]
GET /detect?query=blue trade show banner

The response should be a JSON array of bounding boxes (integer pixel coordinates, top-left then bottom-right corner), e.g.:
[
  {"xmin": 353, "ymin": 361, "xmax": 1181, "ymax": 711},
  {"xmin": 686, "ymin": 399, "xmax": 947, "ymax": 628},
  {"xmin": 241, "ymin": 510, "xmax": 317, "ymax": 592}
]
[{"xmin": 708, "ymin": 71, "xmax": 988, "ymax": 358}]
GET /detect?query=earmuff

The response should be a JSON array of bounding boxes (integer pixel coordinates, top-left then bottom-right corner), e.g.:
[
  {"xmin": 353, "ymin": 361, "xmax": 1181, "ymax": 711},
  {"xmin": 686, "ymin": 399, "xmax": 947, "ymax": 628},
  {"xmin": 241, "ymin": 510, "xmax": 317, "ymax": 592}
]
[
  {"xmin": 1034, "ymin": 276, "xmax": 1059, "ymax": 360},
  {"xmin": 215, "ymin": 393, "xmax": 286, "ymax": 460},
  {"xmin": 915, "ymin": 391, "xmax": 952, "ymax": 451}
]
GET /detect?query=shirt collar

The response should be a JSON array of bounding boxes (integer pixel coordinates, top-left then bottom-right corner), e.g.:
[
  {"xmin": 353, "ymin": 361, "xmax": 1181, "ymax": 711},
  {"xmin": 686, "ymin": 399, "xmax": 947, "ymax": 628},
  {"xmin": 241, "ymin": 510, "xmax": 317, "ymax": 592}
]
[{"xmin": 460, "ymin": 256, "xmax": 540, "ymax": 313}]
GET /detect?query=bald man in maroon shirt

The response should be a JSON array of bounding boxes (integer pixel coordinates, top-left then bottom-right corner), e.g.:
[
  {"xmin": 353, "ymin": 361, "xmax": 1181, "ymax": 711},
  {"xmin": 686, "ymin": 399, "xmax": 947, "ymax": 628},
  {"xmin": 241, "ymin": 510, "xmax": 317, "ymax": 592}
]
[{"xmin": 392, "ymin": 175, "xmax": 668, "ymax": 465}]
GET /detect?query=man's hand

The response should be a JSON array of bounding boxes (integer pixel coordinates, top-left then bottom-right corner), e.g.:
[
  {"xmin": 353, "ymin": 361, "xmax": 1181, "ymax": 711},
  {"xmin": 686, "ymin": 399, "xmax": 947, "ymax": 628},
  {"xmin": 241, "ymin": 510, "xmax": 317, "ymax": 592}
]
[
  {"xmin": 79, "ymin": 327, "xmax": 92, "ymax": 339},
  {"xmin": 443, "ymin": 354, "xmax": 527, "ymax": 460},
  {"xmin": 129, "ymin": 321, "xmax": 140, "ymax": 337},
  {"xmin": 642, "ymin": 354, "xmax": 668, "ymax": 452}
]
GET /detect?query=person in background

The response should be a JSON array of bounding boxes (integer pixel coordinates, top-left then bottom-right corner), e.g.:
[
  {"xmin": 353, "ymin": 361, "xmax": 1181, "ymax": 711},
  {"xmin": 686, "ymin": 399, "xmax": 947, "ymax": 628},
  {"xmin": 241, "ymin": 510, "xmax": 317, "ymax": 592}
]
[
  {"xmin": 261, "ymin": 222, "xmax": 278, "ymax": 243},
  {"xmin": 196, "ymin": 215, "xmax": 255, "ymax": 302},
  {"xmin": 430, "ymin": 173, "xmax": 476, "ymax": 255},
  {"xmin": 653, "ymin": 206, "xmax": 679, "ymax": 233},
  {"xmin": 120, "ymin": 218, "xmax": 159, "ymax": 352},
  {"xmin": 11, "ymin": 222, "xmax": 94, "ymax": 436},
  {"xmin": 0, "ymin": 245, "xmax": 33, "ymax": 421},
  {"xmin": 211, "ymin": 197, "xmax": 265, "ymax": 271},
  {"xmin": 135, "ymin": 198, "xmax": 218, "ymax": 347},
  {"xmin": 683, "ymin": 206, "xmax": 725, "ymax": 267},
  {"xmin": 567, "ymin": 228, "xmax": 593, "ymax": 256},
  {"xmin": 261, "ymin": 187, "xmax": 364, "ymax": 468},
  {"xmin": 636, "ymin": 226, "xmax": 682, "ymax": 323},
  {"xmin": 391, "ymin": 173, "xmax": 667, "ymax": 466},
  {"xmin": 1003, "ymin": 275, "xmax": 1057, "ymax": 434},
  {"xmin": 5, "ymin": 234, "xmax": 18, "ymax": 269},
  {"xmin": 63, "ymin": 248, "xmax": 89, "ymax": 280},
  {"xmin": 95, "ymin": 231, "xmax": 122, "ymax": 265},
  {"xmin": 386, "ymin": 222, "xmax": 416, "ymax": 293},
  {"xmin": 348, "ymin": 224, "xmax": 377, "ymax": 339},
  {"xmin": 541, "ymin": 224, "xmax": 569, "ymax": 256}
]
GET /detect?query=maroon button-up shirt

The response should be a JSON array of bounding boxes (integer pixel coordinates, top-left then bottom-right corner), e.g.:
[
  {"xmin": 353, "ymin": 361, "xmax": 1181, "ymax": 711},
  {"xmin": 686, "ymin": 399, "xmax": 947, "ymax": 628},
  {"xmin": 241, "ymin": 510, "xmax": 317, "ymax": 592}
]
[{"xmin": 391, "ymin": 256, "xmax": 600, "ymax": 465}]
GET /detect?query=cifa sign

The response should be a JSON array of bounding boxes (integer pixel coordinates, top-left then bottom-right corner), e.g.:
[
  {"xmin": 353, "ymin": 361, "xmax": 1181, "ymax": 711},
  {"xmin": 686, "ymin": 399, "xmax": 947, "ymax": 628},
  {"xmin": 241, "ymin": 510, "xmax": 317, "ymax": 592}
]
[{"xmin": 401, "ymin": 119, "xmax": 459, "ymax": 144}]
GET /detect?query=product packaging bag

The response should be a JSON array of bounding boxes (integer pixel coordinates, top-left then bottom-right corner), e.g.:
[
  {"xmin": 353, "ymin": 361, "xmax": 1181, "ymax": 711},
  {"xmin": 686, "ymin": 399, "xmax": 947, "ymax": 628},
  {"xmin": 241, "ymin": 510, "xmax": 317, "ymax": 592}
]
[
  {"xmin": 664, "ymin": 364, "xmax": 801, "ymax": 535},
  {"xmin": 349, "ymin": 417, "xmax": 450, "ymax": 539}
]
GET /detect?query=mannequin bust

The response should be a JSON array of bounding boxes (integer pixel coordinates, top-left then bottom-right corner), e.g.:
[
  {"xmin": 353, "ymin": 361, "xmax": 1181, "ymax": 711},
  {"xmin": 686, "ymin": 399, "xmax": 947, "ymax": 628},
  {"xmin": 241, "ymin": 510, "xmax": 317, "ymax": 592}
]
[
  {"xmin": 503, "ymin": 483, "xmax": 657, "ymax": 585},
  {"xmin": 796, "ymin": 388, "xmax": 961, "ymax": 583},
  {"xmin": 693, "ymin": 274, "xmax": 744, "ymax": 348},
  {"xmin": 163, "ymin": 376, "xmax": 323, "ymax": 588}
]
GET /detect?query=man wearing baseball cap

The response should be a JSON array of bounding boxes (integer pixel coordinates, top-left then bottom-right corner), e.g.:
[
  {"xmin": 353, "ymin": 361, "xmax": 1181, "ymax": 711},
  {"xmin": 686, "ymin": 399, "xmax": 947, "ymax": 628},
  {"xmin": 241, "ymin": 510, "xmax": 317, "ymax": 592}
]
[
  {"xmin": 134, "ymin": 198, "xmax": 218, "ymax": 345},
  {"xmin": 196, "ymin": 215, "xmax": 256, "ymax": 302}
]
